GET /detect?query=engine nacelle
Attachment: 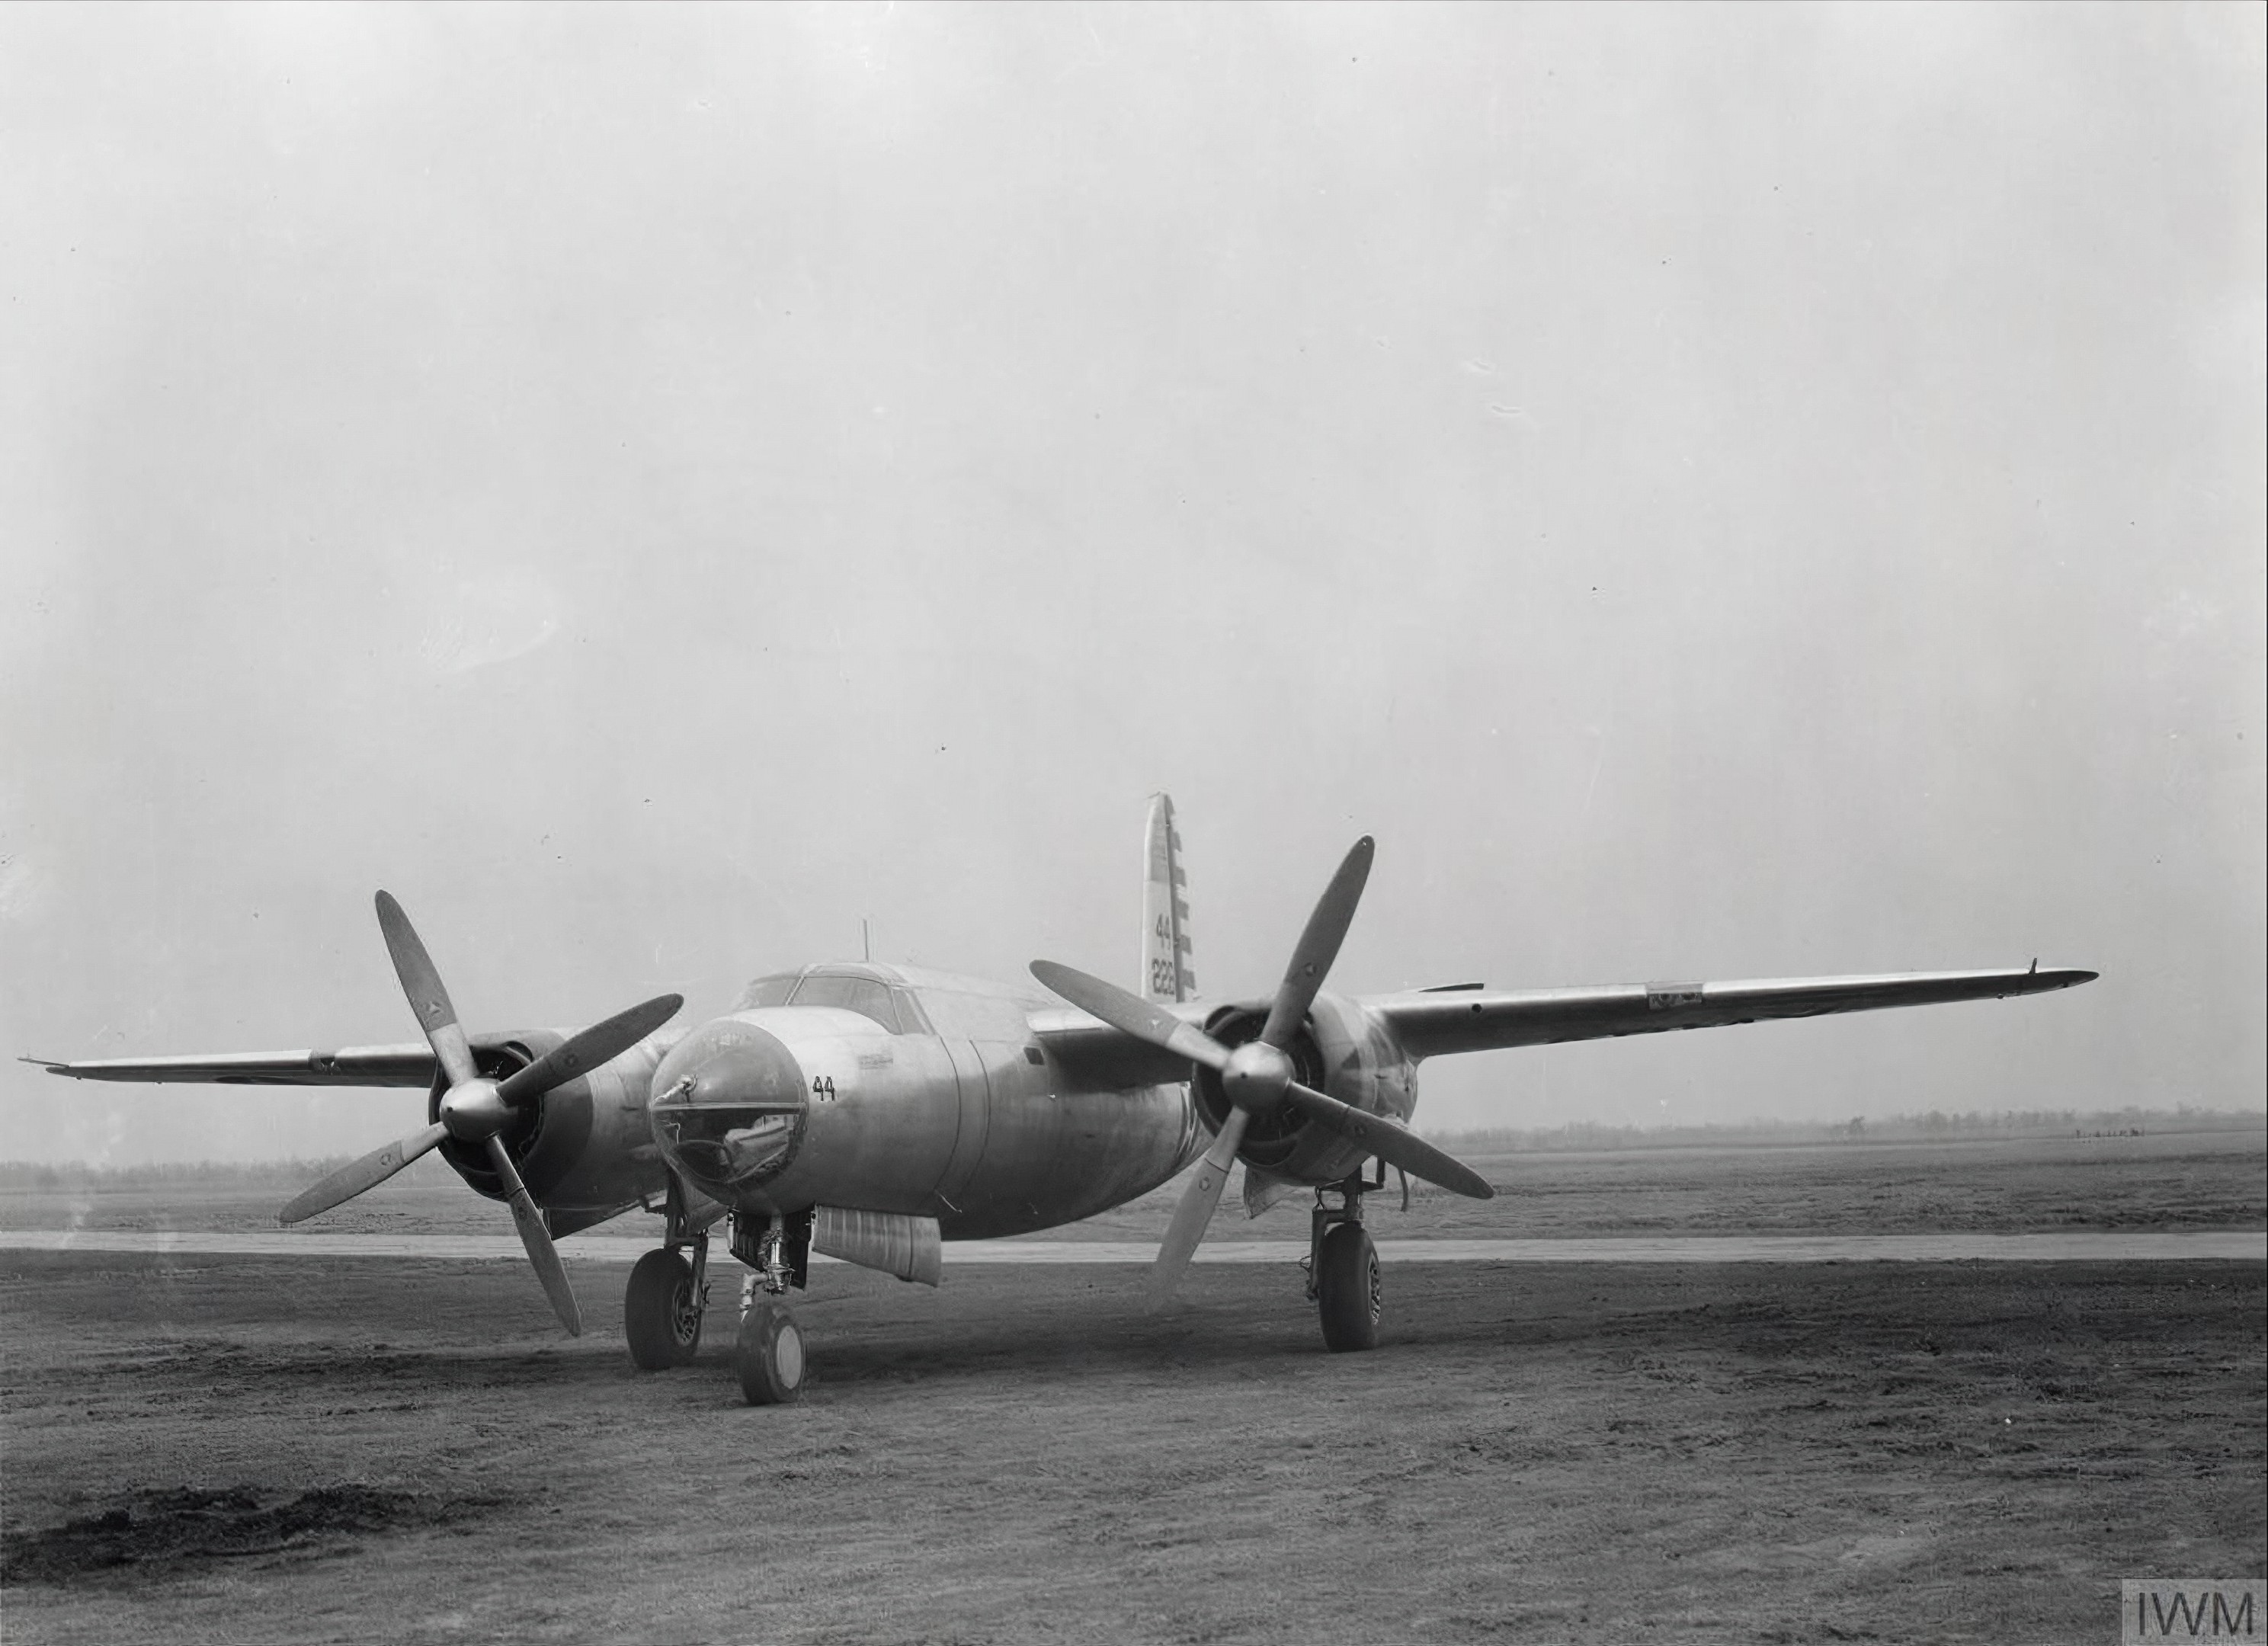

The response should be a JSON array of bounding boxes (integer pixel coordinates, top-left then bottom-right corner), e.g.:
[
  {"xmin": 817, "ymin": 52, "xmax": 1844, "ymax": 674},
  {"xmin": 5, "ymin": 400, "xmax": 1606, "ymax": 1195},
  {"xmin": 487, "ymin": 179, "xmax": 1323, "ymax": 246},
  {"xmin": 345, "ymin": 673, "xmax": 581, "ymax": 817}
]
[
  {"xmin": 1192, "ymin": 993, "xmax": 1418, "ymax": 1187},
  {"xmin": 429, "ymin": 1028, "xmax": 678, "ymax": 1237}
]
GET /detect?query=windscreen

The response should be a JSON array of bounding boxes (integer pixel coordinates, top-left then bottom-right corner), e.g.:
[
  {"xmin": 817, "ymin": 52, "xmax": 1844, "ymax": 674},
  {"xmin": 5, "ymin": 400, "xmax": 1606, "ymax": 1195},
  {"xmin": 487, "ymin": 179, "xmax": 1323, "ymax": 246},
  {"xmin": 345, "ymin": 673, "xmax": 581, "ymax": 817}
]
[
  {"xmin": 730, "ymin": 974, "xmax": 800, "ymax": 1011},
  {"xmin": 789, "ymin": 974, "xmax": 900, "ymax": 1032}
]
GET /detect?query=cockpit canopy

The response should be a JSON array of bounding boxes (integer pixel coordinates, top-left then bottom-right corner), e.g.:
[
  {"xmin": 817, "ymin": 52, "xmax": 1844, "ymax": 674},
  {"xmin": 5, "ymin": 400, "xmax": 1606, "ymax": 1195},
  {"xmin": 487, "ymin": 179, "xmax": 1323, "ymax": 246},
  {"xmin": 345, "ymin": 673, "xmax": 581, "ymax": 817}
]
[{"xmin": 730, "ymin": 969, "xmax": 934, "ymax": 1035}]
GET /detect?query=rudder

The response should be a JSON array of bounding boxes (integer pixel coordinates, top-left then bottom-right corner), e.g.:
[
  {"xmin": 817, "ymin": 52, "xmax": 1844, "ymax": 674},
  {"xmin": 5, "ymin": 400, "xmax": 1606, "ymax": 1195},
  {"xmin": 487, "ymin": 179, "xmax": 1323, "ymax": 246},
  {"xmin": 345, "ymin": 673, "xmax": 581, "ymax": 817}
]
[{"xmin": 1141, "ymin": 793, "xmax": 1195, "ymax": 1002}]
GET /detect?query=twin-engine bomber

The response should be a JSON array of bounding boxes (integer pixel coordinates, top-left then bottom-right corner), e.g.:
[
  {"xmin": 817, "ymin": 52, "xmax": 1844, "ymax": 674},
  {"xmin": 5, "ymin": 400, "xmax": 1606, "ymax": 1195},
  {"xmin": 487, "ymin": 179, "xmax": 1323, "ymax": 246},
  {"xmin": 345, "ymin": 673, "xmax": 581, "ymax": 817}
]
[{"xmin": 34, "ymin": 796, "xmax": 2096, "ymax": 1404}]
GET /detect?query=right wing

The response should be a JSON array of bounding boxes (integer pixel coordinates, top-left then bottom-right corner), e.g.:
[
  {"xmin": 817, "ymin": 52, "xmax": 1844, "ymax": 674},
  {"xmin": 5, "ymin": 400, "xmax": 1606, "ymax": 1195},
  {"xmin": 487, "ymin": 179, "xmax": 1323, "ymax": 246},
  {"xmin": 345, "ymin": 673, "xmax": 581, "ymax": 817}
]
[
  {"xmin": 1369, "ymin": 966, "xmax": 2097, "ymax": 1062},
  {"xmin": 28, "ymin": 1044, "xmax": 439, "ymax": 1087},
  {"xmin": 1027, "ymin": 1003, "xmax": 1210, "ymax": 1091}
]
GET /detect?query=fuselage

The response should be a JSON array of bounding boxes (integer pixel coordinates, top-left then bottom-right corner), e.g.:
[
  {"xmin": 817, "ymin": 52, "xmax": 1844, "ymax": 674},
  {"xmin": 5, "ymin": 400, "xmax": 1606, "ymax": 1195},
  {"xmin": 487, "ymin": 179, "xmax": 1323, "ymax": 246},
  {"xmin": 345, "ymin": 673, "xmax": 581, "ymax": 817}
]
[{"xmin": 646, "ymin": 963, "xmax": 1209, "ymax": 1239}]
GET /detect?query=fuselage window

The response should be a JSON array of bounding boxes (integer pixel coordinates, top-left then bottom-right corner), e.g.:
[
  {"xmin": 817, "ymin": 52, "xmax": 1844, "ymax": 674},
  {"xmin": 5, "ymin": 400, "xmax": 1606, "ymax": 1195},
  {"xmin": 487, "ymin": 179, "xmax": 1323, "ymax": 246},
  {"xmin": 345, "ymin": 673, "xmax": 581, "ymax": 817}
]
[{"xmin": 789, "ymin": 975, "xmax": 900, "ymax": 1033}]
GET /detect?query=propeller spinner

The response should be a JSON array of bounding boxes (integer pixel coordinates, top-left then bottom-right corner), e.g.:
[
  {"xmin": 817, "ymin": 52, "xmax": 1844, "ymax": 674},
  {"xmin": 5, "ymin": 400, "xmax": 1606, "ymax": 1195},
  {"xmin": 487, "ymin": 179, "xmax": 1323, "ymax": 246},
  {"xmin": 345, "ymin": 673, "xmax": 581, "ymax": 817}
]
[
  {"xmin": 1032, "ymin": 836, "xmax": 1492, "ymax": 1311},
  {"xmin": 277, "ymin": 891, "xmax": 682, "ymax": 1336}
]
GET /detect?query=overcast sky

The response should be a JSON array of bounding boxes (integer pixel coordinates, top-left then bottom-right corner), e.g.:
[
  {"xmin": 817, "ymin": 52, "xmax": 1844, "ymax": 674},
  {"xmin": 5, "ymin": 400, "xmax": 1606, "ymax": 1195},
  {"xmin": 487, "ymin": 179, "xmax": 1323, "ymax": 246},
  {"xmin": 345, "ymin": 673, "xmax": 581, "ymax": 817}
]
[{"xmin": 2, "ymin": 3, "xmax": 2260, "ymax": 1164}]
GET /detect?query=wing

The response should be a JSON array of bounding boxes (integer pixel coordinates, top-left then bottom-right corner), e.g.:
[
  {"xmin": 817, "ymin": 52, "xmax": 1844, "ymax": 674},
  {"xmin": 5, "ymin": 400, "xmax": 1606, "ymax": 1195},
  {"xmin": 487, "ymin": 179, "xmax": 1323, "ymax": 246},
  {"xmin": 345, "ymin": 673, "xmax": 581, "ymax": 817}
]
[
  {"xmin": 1027, "ymin": 1003, "xmax": 1209, "ymax": 1090},
  {"xmin": 27, "ymin": 1044, "xmax": 438, "ymax": 1087},
  {"xmin": 1369, "ymin": 966, "xmax": 2097, "ymax": 1062}
]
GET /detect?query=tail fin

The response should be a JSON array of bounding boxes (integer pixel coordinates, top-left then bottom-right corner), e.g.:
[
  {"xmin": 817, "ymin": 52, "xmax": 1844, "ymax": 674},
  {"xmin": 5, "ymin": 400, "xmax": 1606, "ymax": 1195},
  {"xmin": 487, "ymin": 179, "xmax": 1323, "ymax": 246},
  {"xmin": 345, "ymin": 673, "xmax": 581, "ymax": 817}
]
[{"xmin": 1141, "ymin": 793, "xmax": 1195, "ymax": 1002}]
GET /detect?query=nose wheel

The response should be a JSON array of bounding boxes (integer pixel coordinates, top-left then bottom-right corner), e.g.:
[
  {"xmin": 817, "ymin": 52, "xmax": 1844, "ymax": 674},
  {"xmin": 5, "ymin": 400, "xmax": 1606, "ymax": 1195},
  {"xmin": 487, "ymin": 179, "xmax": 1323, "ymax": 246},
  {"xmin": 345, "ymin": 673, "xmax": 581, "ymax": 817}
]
[
  {"xmin": 736, "ymin": 1300, "xmax": 807, "ymax": 1404},
  {"xmin": 730, "ymin": 1210, "xmax": 811, "ymax": 1404}
]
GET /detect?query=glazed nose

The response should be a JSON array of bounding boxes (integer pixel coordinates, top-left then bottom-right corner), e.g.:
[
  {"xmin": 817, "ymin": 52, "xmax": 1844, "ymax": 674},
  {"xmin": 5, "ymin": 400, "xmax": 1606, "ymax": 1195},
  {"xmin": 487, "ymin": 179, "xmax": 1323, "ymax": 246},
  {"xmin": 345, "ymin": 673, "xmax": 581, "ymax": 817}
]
[
  {"xmin": 652, "ymin": 1018, "xmax": 806, "ymax": 1112},
  {"xmin": 647, "ymin": 1019, "xmax": 808, "ymax": 1194}
]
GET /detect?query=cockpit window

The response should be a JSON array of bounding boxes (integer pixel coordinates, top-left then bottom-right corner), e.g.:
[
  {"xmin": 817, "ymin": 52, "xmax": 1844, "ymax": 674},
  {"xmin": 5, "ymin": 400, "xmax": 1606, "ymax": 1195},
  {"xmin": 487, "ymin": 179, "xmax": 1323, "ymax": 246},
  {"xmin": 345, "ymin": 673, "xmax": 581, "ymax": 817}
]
[
  {"xmin": 789, "ymin": 974, "xmax": 899, "ymax": 1032},
  {"xmin": 890, "ymin": 988, "xmax": 934, "ymax": 1036},
  {"xmin": 732, "ymin": 974, "xmax": 800, "ymax": 1011}
]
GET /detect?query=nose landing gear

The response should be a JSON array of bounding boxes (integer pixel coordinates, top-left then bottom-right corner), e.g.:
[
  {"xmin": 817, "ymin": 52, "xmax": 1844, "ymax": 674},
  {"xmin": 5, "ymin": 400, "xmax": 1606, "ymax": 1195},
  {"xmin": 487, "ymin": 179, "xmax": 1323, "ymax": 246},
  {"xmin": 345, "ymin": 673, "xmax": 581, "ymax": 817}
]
[
  {"xmin": 737, "ymin": 1295, "xmax": 807, "ymax": 1405},
  {"xmin": 732, "ymin": 1212, "xmax": 810, "ymax": 1406},
  {"xmin": 624, "ymin": 1183, "xmax": 813, "ymax": 1401}
]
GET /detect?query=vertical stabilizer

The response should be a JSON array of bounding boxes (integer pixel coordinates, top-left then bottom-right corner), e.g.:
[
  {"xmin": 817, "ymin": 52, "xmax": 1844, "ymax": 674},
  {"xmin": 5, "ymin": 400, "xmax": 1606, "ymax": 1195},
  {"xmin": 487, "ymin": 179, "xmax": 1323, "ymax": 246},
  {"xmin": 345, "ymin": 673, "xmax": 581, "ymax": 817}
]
[{"xmin": 1141, "ymin": 793, "xmax": 1195, "ymax": 1002}]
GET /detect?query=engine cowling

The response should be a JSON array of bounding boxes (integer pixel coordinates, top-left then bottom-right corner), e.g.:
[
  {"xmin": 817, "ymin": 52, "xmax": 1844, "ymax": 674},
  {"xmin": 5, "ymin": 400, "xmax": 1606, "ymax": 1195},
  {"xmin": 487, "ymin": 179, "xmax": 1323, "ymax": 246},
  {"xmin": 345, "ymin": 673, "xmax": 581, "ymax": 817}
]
[
  {"xmin": 428, "ymin": 1028, "xmax": 678, "ymax": 1236},
  {"xmin": 1190, "ymin": 993, "xmax": 1418, "ymax": 1187}
]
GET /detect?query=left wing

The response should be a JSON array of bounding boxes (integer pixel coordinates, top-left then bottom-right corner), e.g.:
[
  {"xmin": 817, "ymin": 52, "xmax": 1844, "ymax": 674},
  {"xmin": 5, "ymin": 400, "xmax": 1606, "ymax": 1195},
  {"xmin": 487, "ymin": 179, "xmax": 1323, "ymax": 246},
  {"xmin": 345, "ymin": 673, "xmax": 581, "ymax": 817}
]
[
  {"xmin": 1369, "ymin": 966, "xmax": 2095, "ymax": 1062},
  {"xmin": 27, "ymin": 1044, "xmax": 439, "ymax": 1087}
]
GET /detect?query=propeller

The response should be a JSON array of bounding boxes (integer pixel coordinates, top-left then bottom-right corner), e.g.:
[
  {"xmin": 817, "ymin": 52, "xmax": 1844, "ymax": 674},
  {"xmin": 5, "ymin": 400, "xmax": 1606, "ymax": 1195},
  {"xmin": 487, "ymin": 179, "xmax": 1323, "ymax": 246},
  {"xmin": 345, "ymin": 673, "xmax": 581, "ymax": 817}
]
[
  {"xmin": 278, "ymin": 891, "xmax": 684, "ymax": 1337},
  {"xmin": 1031, "ymin": 836, "xmax": 1494, "ymax": 1310}
]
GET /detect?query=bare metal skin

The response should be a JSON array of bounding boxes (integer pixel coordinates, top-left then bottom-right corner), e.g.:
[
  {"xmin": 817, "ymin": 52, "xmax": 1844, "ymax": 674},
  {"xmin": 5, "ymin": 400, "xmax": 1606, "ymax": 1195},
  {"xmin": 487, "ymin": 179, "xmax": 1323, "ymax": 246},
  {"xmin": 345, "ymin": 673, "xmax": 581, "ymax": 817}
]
[{"xmin": 32, "ymin": 795, "xmax": 2094, "ymax": 1390}]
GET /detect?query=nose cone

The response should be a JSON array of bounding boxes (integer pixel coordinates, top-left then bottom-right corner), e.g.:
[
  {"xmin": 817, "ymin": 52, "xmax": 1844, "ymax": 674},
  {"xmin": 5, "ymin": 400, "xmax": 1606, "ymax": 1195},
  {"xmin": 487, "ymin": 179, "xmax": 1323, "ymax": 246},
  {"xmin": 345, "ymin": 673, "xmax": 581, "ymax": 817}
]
[{"xmin": 648, "ymin": 1019, "xmax": 808, "ymax": 1197}]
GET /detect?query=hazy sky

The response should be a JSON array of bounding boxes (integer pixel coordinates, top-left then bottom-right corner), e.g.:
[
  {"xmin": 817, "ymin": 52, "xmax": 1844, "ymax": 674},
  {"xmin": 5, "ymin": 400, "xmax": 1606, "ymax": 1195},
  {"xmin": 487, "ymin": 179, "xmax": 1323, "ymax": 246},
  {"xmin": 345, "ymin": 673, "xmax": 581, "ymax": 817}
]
[{"xmin": 3, "ymin": 3, "xmax": 2261, "ymax": 1164}]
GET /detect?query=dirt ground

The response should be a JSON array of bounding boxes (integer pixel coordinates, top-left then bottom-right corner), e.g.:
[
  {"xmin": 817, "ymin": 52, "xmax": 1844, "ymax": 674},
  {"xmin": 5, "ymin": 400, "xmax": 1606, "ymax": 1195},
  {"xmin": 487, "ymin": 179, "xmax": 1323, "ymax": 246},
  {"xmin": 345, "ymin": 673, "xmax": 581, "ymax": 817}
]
[{"xmin": 2, "ymin": 1132, "xmax": 2262, "ymax": 1644}]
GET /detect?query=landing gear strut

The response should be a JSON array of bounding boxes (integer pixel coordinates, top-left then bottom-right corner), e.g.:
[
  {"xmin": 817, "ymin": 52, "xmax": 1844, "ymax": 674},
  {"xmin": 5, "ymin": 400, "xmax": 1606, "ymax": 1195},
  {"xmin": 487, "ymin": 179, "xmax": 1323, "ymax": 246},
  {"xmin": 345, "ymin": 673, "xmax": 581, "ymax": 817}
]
[
  {"xmin": 626, "ymin": 1175, "xmax": 712, "ymax": 1370},
  {"xmin": 1306, "ymin": 1169, "xmax": 1383, "ymax": 1353},
  {"xmin": 732, "ymin": 1210, "xmax": 811, "ymax": 1405}
]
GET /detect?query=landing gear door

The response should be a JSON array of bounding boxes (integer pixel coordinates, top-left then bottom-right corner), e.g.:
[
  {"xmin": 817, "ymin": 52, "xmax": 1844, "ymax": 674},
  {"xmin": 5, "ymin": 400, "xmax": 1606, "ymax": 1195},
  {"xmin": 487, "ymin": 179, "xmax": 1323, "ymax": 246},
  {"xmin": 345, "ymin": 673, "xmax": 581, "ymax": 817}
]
[{"xmin": 936, "ymin": 1037, "xmax": 990, "ymax": 1218}]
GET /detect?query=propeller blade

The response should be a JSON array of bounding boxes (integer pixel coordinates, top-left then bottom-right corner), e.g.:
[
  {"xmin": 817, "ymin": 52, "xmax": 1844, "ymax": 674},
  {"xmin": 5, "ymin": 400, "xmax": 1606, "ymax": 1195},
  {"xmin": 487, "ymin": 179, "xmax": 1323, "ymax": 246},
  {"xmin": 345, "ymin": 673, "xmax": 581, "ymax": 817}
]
[
  {"xmin": 484, "ymin": 1134, "xmax": 582, "ymax": 1336},
  {"xmin": 277, "ymin": 1121, "xmax": 450, "ymax": 1225},
  {"xmin": 496, "ymin": 993, "xmax": 684, "ymax": 1107},
  {"xmin": 1260, "ymin": 837, "xmax": 1374, "ymax": 1049},
  {"xmin": 374, "ymin": 891, "xmax": 479, "ymax": 1090},
  {"xmin": 1280, "ymin": 1082, "xmax": 1495, "ymax": 1200},
  {"xmin": 1030, "ymin": 961, "xmax": 1230, "ymax": 1072},
  {"xmin": 1147, "ymin": 1110, "xmax": 1248, "ymax": 1310}
]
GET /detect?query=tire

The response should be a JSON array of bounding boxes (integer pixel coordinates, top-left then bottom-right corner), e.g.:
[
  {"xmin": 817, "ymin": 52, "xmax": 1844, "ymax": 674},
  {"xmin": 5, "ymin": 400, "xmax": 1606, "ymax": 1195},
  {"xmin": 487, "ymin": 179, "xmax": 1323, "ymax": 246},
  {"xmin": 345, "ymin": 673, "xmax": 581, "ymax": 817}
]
[
  {"xmin": 737, "ymin": 1302, "xmax": 807, "ymax": 1406},
  {"xmin": 1315, "ymin": 1223, "xmax": 1380, "ymax": 1353},
  {"xmin": 625, "ymin": 1249, "xmax": 703, "ymax": 1370}
]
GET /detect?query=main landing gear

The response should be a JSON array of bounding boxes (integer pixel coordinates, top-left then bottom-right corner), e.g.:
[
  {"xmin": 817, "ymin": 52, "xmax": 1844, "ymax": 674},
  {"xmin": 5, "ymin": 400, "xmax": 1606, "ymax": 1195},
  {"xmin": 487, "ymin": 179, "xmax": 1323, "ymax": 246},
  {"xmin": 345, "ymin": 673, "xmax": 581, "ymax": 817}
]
[
  {"xmin": 625, "ymin": 1240, "xmax": 708, "ymax": 1369},
  {"xmin": 1305, "ymin": 1169, "xmax": 1388, "ymax": 1353},
  {"xmin": 624, "ymin": 1180, "xmax": 810, "ymax": 1403},
  {"xmin": 626, "ymin": 1175, "xmax": 715, "ymax": 1369}
]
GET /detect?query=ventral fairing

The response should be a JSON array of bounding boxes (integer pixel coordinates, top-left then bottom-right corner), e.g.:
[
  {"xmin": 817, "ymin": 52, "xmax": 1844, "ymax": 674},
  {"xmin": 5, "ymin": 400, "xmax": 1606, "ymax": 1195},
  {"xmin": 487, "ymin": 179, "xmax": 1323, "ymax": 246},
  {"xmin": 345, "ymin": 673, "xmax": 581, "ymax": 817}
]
[{"xmin": 34, "ymin": 794, "xmax": 2095, "ymax": 1404}]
